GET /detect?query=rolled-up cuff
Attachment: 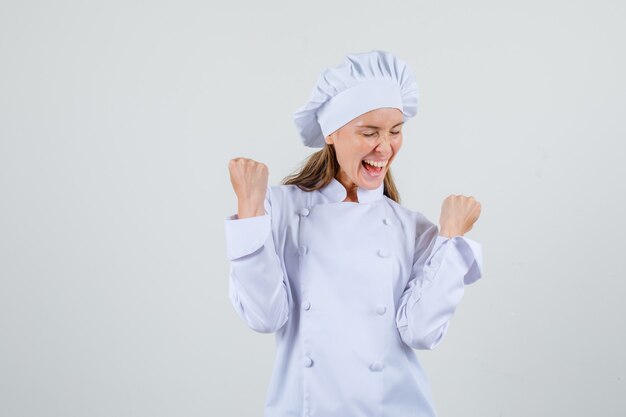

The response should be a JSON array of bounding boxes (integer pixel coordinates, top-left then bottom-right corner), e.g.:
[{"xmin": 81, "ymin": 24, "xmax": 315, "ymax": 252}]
[
  {"xmin": 224, "ymin": 214, "xmax": 271, "ymax": 260},
  {"xmin": 452, "ymin": 236, "xmax": 483, "ymax": 284},
  {"xmin": 427, "ymin": 235, "xmax": 483, "ymax": 285}
]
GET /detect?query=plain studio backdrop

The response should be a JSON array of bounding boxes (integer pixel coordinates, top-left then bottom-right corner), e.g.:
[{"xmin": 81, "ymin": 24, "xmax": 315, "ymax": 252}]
[{"xmin": 1, "ymin": 1, "xmax": 625, "ymax": 416}]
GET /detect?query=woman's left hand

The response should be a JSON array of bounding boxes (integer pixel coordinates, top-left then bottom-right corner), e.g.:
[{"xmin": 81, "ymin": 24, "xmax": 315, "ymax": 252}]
[{"xmin": 438, "ymin": 195, "xmax": 482, "ymax": 238}]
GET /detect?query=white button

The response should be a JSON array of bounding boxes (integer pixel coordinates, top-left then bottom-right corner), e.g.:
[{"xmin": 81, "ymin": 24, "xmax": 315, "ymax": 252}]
[
  {"xmin": 369, "ymin": 362, "xmax": 383, "ymax": 372},
  {"xmin": 383, "ymin": 218, "xmax": 391, "ymax": 226},
  {"xmin": 299, "ymin": 208, "xmax": 310, "ymax": 216},
  {"xmin": 302, "ymin": 300, "xmax": 311, "ymax": 310},
  {"xmin": 376, "ymin": 305, "xmax": 387, "ymax": 315},
  {"xmin": 377, "ymin": 248, "xmax": 390, "ymax": 258},
  {"xmin": 299, "ymin": 246, "xmax": 309, "ymax": 256},
  {"xmin": 304, "ymin": 356, "xmax": 313, "ymax": 367}
]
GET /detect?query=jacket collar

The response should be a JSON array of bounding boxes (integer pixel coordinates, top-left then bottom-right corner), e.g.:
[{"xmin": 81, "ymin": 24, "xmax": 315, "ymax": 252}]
[{"xmin": 319, "ymin": 177, "xmax": 385, "ymax": 204}]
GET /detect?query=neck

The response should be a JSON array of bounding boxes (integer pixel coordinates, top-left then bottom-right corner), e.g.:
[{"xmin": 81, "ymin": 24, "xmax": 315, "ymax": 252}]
[{"xmin": 336, "ymin": 170, "xmax": 359, "ymax": 202}]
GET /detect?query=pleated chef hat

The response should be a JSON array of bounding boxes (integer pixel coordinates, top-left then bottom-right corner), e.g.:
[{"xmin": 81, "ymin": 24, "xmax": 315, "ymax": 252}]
[{"xmin": 293, "ymin": 50, "xmax": 419, "ymax": 148}]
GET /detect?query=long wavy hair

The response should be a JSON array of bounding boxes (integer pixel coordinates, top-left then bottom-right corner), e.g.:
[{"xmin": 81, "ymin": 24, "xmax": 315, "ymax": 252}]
[{"xmin": 281, "ymin": 143, "xmax": 401, "ymax": 203}]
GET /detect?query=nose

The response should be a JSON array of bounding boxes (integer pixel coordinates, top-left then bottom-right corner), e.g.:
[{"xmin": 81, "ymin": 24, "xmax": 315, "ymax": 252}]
[{"xmin": 375, "ymin": 133, "xmax": 392, "ymax": 154}]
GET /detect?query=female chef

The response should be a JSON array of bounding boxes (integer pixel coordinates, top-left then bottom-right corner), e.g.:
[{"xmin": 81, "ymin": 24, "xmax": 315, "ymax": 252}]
[{"xmin": 224, "ymin": 50, "xmax": 483, "ymax": 417}]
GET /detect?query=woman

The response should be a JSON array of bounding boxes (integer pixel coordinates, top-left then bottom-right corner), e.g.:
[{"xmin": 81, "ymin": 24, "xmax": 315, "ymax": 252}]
[{"xmin": 224, "ymin": 50, "xmax": 483, "ymax": 417}]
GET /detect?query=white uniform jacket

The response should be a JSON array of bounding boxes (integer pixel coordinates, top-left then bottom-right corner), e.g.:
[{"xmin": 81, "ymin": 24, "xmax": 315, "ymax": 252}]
[{"xmin": 224, "ymin": 177, "xmax": 483, "ymax": 417}]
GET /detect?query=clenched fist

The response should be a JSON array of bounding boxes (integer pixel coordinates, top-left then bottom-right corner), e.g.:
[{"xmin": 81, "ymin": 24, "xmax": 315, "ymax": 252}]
[
  {"xmin": 438, "ymin": 195, "xmax": 482, "ymax": 238},
  {"xmin": 228, "ymin": 157, "xmax": 269, "ymax": 219}
]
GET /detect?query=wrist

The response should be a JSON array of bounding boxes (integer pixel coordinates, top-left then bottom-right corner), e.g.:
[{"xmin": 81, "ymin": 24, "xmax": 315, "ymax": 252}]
[
  {"xmin": 438, "ymin": 227, "xmax": 464, "ymax": 238},
  {"xmin": 237, "ymin": 202, "xmax": 265, "ymax": 219}
]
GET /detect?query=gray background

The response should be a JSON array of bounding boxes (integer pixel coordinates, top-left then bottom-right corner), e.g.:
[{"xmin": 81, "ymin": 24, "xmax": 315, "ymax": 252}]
[{"xmin": 1, "ymin": 0, "xmax": 625, "ymax": 416}]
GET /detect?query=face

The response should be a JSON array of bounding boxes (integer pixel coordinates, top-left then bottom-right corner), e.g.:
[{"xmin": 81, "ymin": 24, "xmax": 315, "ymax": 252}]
[{"xmin": 325, "ymin": 107, "xmax": 404, "ymax": 191}]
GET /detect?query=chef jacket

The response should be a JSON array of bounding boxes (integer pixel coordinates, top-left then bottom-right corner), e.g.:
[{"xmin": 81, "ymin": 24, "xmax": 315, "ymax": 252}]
[{"xmin": 224, "ymin": 177, "xmax": 483, "ymax": 417}]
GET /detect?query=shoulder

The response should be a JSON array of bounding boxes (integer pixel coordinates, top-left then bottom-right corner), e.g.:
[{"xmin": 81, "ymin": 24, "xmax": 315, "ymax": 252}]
[
  {"xmin": 268, "ymin": 183, "xmax": 308, "ymax": 203},
  {"xmin": 265, "ymin": 183, "xmax": 310, "ymax": 216},
  {"xmin": 383, "ymin": 196, "xmax": 437, "ymax": 237}
]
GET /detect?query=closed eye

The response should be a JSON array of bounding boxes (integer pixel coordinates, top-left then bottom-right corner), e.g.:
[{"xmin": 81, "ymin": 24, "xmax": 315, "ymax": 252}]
[{"xmin": 362, "ymin": 131, "xmax": 401, "ymax": 137}]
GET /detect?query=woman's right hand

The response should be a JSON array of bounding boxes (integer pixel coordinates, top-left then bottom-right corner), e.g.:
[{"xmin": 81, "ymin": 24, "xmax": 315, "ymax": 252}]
[
  {"xmin": 228, "ymin": 157, "xmax": 269, "ymax": 219},
  {"xmin": 438, "ymin": 194, "xmax": 481, "ymax": 238}
]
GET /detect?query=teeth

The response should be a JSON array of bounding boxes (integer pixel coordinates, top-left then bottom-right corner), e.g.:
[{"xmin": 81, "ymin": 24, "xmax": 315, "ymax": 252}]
[{"xmin": 363, "ymin": 159, "xmax": 388, "ymax": 168}]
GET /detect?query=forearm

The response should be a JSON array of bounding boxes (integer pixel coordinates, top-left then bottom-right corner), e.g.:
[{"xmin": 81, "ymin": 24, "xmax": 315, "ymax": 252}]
[
  {"xmin": 237, "ymin": 199, "xmax": 265, "ymax": 219},
  {"xmin": 225, "ymin": 213, "xmax": 290, "ymax": 333},
  {"xmin": 397, "ymin": 235, "xmax": 482, "ymax": 349}
]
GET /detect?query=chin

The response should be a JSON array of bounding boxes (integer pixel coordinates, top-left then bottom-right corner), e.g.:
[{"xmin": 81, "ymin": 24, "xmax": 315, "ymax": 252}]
[{"xmin": 358, "ymin": 168, "xmax": 386, "ymax": 189}]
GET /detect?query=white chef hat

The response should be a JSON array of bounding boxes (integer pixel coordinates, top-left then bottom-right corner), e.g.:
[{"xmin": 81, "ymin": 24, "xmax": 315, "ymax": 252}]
[{"xmin": 293, "ymin": 50, "xmax": 419, "ymax": 148}]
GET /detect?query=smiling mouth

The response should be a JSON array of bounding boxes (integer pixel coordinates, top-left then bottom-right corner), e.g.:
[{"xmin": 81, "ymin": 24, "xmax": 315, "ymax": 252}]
[{"xmin": 361, "ymin": 159, "xmax": 387, "ymax": 176}]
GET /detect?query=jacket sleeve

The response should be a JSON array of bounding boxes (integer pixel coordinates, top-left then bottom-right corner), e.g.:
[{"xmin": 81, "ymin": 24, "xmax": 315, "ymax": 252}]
[
  {"xmin": 223, "ymin": 187, "xmax": 290, "ymax": 334},
  {"xmin": 395, "ymin": 221, "xmax": 483, "ymax": 350}
]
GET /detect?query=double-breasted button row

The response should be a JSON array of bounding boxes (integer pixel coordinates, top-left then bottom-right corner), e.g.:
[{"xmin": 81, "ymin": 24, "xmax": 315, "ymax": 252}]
[
  {"xmin": 303, "ymin": 300, "xmax": 383, "ymax": 315},
  {"xmin": 298, "ymin": 206, "xmax": 309, "ymax": 256},
  {"xmin": 304, "ymin": 356, "xmax": 314, "ymax": 367},
  {"xmin": 379, "ymin": 217, "xmax": 391, "ymax": 259},
  {"xmin": 304, "ymin": 355, "xmax": 383, "ymax": 372},
  {"xmin": 369, "ymin": 362, "xmax": 384, "ymax": 372},
  {"xmin": 427, "ymin": 258, "xmax": 438, "ymax": 269},
  {"xmin": 302, "ymin": 298, "xmax": 312, "ymax": 368}
]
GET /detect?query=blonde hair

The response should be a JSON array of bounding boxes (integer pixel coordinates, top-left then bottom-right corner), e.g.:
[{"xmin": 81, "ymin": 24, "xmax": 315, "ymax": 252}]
[{"xmin": 281, "ymin": 143, "xmax": 400, "ymax": 203}]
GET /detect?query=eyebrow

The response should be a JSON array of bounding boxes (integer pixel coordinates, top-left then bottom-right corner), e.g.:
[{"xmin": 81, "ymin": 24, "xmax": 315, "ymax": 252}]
[{"xmin": 357, "ymin": 121, "xmax": 404, "ymax": 129}]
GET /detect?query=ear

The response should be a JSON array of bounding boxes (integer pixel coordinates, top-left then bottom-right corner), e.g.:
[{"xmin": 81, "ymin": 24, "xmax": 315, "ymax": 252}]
[{"xmin": 325, "ymin": 132, "xmax": 335, "ymax": 145}]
